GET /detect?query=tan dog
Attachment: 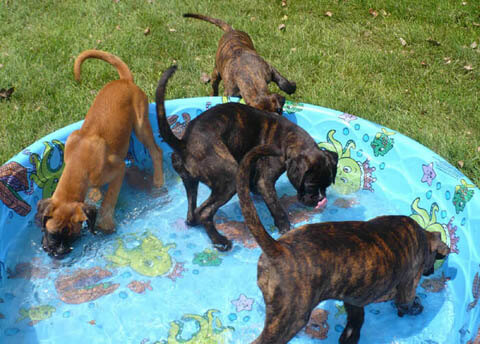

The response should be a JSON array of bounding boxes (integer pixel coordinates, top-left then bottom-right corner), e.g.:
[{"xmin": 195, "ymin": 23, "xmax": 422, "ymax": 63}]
[
  {"xmin": 35, "ymin": 50, "xmax": 164, "ymax": 258},
  {"xmin": 184, "ymin": 13, "xmax": 296, "ymax": 114}
]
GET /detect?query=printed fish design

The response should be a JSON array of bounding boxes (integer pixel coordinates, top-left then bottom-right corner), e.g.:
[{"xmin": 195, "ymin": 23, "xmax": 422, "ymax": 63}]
[
  {"xmin": 0, "ymin": 161, "xmax": 31, "ymax": 216},
  {"xmin": 421, "ymin": 272, "xmax": 450, "ymax": 293},
  {"xmin": 17, "ymin": 305, "xmax": 56, "ymax": 326},
  {"xmin": 467, "ymin": 270, "xmax": 479, "ymax": 312},
  {"xmin": 127, "ymin": 280, "xmax": 153, "ymax": 294}
]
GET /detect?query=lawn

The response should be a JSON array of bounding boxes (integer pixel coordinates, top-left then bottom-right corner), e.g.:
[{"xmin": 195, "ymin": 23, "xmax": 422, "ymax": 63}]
[{"xmin": 0, "ymin": 0, "xmax": 479, "ymax": 185}]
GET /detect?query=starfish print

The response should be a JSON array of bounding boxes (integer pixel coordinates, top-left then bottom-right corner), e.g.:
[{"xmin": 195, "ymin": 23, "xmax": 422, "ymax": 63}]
[
  {"xmin": 338, "ymin": 113, "xmax": 357, "ymax": 123},
  {"xmin": 167, "ymin": 262, "xmax": 186, "ymax": 282},
  {"xmin": 231, "ymin": 294, "xmax": 254, "ymax": 312},
  {"xmin": 421, "ymin": 162, "xmax": 436, "ymax": 186}
]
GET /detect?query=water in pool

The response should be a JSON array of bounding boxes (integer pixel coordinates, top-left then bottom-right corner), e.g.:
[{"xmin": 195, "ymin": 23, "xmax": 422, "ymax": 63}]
[{"xmin": 0, "ymin": 172, "xmax": 456, "ymax": 344}]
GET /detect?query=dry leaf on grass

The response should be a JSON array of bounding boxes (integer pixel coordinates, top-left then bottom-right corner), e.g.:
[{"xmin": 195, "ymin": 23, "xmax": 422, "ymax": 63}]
[
  {"xmin": 464, "ymin": 64, "xmax": 474, "ymax": 71},
  {"xmin": 0, "ymin": 87, "xmax": 14, "ymax": 101},
  {"xmin": 444, "ymin": 57, "xmax": 452, "ymax": 64},
  {"xmin": 369, "ymin": 8, "xmax": 378, "ymax": 18},
  {"xmin": 399, "ymin": 37, "xmax": 407, "ymax": 46},
  {"xmin": 325, "ymin": 11, "xmax": 333, "ymax": 17},
  {"xmin": 427, "ymin": 38, "xmax": 441, "ymax": 46},
  {"xmin": 470, "ymin": 41, "xmax": 478, "ymax": 49},
  {"xmin": 458, "ymin": 161, "xmax": 464, "ymax": 168},
  {"xmin": 278, "ymin": 23, "xmax": 286, "ymax": 31},
  {"xmin": 281, "ymin": 0, "xmax": 287, "ymax": 7},
  {"xmin": 144, "ymin": 27, "xmax": 151, "ymax": 35},
  {"xmin": 169, "ymin": 28, "xmax": 176, "ymax": 33}
]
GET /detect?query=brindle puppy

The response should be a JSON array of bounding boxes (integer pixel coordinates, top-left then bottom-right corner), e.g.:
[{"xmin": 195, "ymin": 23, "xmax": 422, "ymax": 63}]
[
  {"xmin": 156, "ymin": 66, "xmax": 337, "ymax": 251},
  {"xmin": 236, "ymin": 144, "xmax": 450, "ymax": 344},
  {"xmin": 183, "ymin": 13, "xmax": 296, "ymax": 114}
]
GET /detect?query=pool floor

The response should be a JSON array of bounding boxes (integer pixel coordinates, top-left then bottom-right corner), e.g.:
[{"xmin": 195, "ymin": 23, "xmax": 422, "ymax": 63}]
[{"xmin": 0, "ymin": 174, "xmax": 456, "ymax": 344}]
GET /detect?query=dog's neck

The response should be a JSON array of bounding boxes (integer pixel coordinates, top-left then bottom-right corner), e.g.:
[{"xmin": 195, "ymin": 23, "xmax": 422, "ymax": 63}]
[
  {"xmin": 283, "ymin": 128, "xmax": 316, "ymax": 160},
  {"xmin": 52, "ymin": 164, "xmax": 89, "ymax": 203}
]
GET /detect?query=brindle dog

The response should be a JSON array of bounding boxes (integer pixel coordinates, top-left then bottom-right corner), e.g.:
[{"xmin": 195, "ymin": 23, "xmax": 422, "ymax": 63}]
[
  {"xmin": 156, "ymin": 66, "xmax": 337, "ymax": 251},
  {"xmin": 236, "ymin": 144, "xmax": 450, "ymax": 344},
  {"xmin": 183, "ymin": 13, "xmax": 296, "ymax": 114}
]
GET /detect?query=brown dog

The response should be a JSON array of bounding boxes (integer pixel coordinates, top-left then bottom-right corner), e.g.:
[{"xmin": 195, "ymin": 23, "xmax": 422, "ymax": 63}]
[
  {"xmin": 156, "ymin": 66, "xmax": 337, "ymax": 251},
  {"xmin": 236, "ymin": 144, "xmax": 450, "ymax": 344},
  {"xmin": 35, "ymin": 50, "xmax": 164, "ymax": 258},
  {"xmin": 183, "ymin": 13, "xmax": 296, "ymax": 114}
]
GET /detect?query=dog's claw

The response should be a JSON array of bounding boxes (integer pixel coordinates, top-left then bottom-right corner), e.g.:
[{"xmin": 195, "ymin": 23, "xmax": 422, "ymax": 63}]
[{"xmin": 213, "ymin": 238, "xmax": 232, "ymax": 252}]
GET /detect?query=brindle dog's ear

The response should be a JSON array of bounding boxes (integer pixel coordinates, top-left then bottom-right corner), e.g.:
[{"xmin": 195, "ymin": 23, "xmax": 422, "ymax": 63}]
[
  {"xmin": 83, "ymin": 204, "xmax": 97, "ymax": 234},
  {"xmin": 275, "ymin": 94, "xmax": 286, "ymax": 115},
  {"xmin": 35, "ymin": 198, "xmax": 53, "ymax": 228},
  {"xmin": 324, "ymin": 150, "xmax": 338, "ymax": 184},
  {"xmin": 429, "ymin": 231, "xmax": 450, "ymax": 259},
  {"xmin": 286, "ymin": 155, "xmax": 308, "ymax": 191}
]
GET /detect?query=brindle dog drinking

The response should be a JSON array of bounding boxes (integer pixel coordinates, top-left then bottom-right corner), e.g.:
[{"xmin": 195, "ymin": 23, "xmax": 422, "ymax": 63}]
[
  {"xmin": 183, "ymin": 13, "xmax": 296, "ymax": 114},
  {"xmin": 236, "ymin": 144, "xmax": 450, "ymax": 344},
  {"xmin": 155, "ymin": 66, "xmax": 337, "ymax": 251}
]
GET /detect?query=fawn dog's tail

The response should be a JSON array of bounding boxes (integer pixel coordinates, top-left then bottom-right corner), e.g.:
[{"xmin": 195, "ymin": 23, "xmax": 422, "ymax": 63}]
[{"xmin": 74, "ymin": 50, "xmax": 134, "ymax": 82}]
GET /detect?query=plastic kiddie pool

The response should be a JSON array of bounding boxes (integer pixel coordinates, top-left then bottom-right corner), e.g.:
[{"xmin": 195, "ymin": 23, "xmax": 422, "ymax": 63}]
[{"xmin": 0, "ymin": 97, "xmax": 479, "ymax": 344}]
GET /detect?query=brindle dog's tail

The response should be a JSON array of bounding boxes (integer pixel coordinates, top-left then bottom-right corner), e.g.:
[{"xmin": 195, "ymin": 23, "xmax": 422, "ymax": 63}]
[
  {"xmin": 73, "ymin": 50, "xmax": 134, "ymax": 82},
  {"xmin": 236, "ymin": 145, "xmax": 285, "ymax": 259},
  {"xmin": 155, "ymin": 65, "xmax": 186, "ymax": 152},
  {"xmin": 183, "ymin": 13, "xmax": 233, "ymax": 32}
]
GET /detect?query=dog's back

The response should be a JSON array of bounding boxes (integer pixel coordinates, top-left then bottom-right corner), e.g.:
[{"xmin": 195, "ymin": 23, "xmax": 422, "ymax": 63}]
[
  {"xmin": 182, "ymin": 103, "xmax": 309, "ymax": 163},
  {"xmin": 273, "ymin": 216, "xmax": 429, "ymax": 304}
]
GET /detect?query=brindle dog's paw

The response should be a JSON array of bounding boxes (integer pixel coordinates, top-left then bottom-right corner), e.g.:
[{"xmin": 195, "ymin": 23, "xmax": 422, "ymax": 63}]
[
  {"xmin": 213, "ymin": 236, "xmax": 232, "ymax": 252},
  {"xmin": 277, "ymin": 219, "xmax": 291, "ymax": 235},
  {"xmin": 339, "ymin": 326, "xmax": 360, "ymax": 344},
  {"xmin": 186, "ymin": 216, "xmax": 200, "ymax": 227},
  {"xmin": 397, "ymin": 296, "xmax": 424, "ymax": 317}
]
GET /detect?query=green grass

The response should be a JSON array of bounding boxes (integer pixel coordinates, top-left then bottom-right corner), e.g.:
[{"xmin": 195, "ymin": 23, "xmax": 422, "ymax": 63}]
[{"xmin": 1, "ymin": 0, "xmax": 479, "ymax": 185}]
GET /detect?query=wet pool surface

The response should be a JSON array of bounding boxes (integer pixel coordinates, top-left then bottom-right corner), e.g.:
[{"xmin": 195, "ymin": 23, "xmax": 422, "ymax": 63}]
[{"xmin": 0, "ymin": 98, "xmax": 478, "ymax": 343}]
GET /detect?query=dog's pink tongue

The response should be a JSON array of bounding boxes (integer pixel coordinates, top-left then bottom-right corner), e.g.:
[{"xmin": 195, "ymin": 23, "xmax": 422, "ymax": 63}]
[{"xmin": 315, "ymin": 198, "xmax": 327, "ymax": 209}]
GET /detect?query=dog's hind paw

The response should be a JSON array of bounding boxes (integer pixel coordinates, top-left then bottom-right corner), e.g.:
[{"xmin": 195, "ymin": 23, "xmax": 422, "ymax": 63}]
[{"xmin": 213, "ymin": 237, "xmax": 233, "ymax": 252}]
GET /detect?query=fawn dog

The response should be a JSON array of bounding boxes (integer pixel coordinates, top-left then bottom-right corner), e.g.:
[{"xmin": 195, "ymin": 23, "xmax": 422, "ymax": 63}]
[{"xmin": 35, "ymin": 50, "xmax": 164, "ymax": 257}]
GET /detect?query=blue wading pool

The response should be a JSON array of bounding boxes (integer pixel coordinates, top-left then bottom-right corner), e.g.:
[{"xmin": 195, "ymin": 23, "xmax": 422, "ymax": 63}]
[{"xmin": 0, "ymin": 97, "xmax": 479, "ymax": 344}]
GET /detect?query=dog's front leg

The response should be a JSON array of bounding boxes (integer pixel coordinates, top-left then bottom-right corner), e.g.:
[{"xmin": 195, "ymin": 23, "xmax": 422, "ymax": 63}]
[
  {"xmin": 97, "ymin": 162, "xmax": 125, "ymax": 233},
  {"xmin": 396, "ymin": 296, "xmax": 423, "ymax": 317},
  {"xmin": 257, "ymin": 177, "xmax": 290, "ymax": 234},
  {"xmin": 210, "ymin": 67, "xmax": 221, "ymax": 96},
  {"xmin": 339, "ymin": 303, "xmax": 364, "ymax": 344},
  {"xmin": 395, "ymin": 271, "xmax": 424, "ymax": 317}
]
